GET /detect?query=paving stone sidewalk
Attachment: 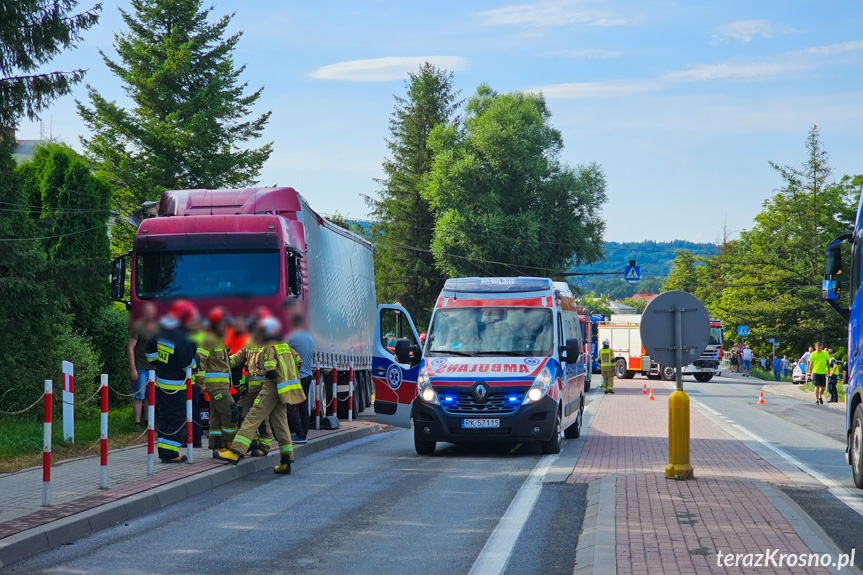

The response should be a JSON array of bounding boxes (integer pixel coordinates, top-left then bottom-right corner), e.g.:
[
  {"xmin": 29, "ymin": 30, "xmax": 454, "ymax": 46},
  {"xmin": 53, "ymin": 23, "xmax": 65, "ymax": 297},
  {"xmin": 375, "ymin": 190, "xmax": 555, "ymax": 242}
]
[
  {"xmin": 0, "ymin": 417, "xmax": 379, "ymax": 542},
  {"xmin": 569, "ymin": 380, "xmax": 852, "ymax": 575}
]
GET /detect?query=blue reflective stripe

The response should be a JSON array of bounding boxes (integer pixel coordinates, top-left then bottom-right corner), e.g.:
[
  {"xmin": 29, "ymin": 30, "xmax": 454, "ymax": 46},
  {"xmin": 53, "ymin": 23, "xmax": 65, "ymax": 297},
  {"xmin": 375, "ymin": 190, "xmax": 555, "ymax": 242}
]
[
  {"xmin": 280, "ymin": 445, "xmax": 293, "ymax": 452},
  {"xmin": 158, "ymin": 438, "xmax": 181, "ymax": 447},
  {"xmin": 209, "ymin": 430, "xmax": 222, "ymax": 436},
  {"xmin": 277, "ymin": 380, "xmax": 301, "ymax": 393},
  {"xmin": 145, "ymin": 352, "xmax": 158, "ymax": 360},
  {"xmin": 233, "ymin": 436, "xmax": 252, "ymax": 448},
  {"xmin": 205, "ymin": 372, "xmax": 230, "ymax": 378},
  {"xmin": 157, "ymin": 340, "xmax": 175, "ymax": 350},
  {"xmin": 222, "ymin": 427, "xmax": 237, "ymax": 434}
]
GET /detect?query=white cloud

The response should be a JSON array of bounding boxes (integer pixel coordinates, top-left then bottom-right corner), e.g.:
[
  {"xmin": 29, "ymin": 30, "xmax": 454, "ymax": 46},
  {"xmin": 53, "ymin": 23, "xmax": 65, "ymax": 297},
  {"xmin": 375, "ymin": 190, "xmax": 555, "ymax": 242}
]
[
  {"xmin": 310, "ymin": 56, "xmax": 467, "ymax": 82},
  {"xmin": 715, "ymin": 19, "xmax": 801, "ymax": 44},
  {"xmin": 535, "ymin": 40, "xmax": 863, "ymax": 99},
  {"xmin": 551, "ymin": 48, "xmax": 622, "ymax": 59},
  {"xmin": 477, "ymin": 0, "xmax": 625, "ymax": 29}
]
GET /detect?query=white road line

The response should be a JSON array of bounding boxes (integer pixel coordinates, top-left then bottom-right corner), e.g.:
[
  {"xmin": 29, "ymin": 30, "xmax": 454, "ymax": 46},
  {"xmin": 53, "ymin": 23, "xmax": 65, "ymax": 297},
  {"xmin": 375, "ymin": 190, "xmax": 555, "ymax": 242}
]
[
  {"xmin": 469, "ymin": 451, "xmax": 561, "ymax": 575},
  {"xmin": 691, "ymin": 393, "xmax": 863, "ymax": 518}
]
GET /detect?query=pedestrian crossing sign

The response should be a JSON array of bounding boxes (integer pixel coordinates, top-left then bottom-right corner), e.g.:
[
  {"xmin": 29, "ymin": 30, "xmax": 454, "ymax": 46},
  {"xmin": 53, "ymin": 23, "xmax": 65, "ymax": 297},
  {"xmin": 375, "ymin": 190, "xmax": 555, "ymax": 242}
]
[
  {"xmin": 738, "ymin": 326, "xmax": 749, "ymax": 337},
  {"xmin": 624, "ymin": 265, "xmax": 640, "ymax": 283}
]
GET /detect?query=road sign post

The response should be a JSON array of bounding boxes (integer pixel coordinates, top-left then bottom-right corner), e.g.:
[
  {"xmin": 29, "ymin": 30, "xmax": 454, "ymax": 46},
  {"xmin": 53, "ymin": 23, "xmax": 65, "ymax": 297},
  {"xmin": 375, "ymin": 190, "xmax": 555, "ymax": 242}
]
[{"xmin": 641, "ymin": 291, "xmax": 710, "ymax": 481}]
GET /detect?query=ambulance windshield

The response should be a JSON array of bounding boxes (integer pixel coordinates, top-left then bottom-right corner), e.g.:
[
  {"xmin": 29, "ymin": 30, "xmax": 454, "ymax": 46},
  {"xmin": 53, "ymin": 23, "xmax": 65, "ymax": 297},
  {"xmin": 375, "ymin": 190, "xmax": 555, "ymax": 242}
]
[{"xmin": 426, "ymin": 307, "xmax": 553, "ymax": 357}]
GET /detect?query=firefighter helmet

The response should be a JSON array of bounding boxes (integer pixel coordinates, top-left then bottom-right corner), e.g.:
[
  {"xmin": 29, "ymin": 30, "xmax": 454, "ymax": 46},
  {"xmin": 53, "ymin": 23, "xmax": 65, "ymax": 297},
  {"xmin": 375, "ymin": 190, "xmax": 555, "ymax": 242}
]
[
  {"xmin": 258, "ymin": 316, "xmax": 282, "ymax": 339},
  {"xmin": 207, "ymin": 306, "xmax": 230, "ymax": 327},
  {"xmin": 169, "ymin": 300, "xmax": 199, "ymax": 326},
  {"xmin": 250, "ymin": 306, "xmax": 272, "ymax": 323}
]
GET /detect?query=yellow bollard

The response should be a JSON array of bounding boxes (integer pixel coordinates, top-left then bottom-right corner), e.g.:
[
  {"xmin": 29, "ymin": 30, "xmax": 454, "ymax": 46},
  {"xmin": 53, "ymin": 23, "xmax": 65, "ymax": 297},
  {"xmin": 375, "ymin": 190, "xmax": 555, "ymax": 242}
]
[{"xmin": 665, "ymin": 389, "xmax": 693, "ymax": 480}]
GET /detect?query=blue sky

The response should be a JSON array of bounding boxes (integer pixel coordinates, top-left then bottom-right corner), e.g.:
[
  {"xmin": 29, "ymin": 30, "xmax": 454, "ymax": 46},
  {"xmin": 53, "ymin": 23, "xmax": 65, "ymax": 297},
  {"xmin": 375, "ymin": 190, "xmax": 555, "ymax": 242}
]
[{"xmin": 17, "ymin": 0, "xmax": 863, "ymax": 243}]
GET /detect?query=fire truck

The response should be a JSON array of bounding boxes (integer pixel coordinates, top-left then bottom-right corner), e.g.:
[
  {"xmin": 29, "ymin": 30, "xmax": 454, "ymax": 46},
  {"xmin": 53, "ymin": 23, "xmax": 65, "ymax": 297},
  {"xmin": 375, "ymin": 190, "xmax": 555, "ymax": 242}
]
[{"xmin": 596, "ymin": 316, "xmax": 723, "ymax": 382}]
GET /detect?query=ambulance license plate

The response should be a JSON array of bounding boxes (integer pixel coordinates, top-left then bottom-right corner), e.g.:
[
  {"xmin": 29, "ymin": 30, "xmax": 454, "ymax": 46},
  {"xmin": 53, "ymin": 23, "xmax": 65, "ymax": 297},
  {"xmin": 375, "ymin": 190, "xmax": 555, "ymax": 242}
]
[
  {"xmin": 200, "ymin": 411, "xmax": 209, "ymax": 421},
  {"xmin": 462, "ymin": 418, "xmax": 500, "ymax": 429}
]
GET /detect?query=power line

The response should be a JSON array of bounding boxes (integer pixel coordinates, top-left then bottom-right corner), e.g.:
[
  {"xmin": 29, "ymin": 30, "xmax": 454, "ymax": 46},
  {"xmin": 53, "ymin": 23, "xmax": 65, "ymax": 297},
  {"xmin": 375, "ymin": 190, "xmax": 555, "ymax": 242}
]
[{"xmin": 0, "ymin": 224, "xmax": 106, "ymax": 242}]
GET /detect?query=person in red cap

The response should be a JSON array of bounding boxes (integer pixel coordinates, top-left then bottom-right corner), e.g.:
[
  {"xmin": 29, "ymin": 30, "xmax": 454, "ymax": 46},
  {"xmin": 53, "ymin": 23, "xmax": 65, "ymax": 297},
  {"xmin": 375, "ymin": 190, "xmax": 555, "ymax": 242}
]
[
  {"xmin": 145, "ymin": 300, "xmax": 199, "ymax": 463},
  {"xmin": 196, "ymin": 306, "xmax": 239, "ymax": 452}
]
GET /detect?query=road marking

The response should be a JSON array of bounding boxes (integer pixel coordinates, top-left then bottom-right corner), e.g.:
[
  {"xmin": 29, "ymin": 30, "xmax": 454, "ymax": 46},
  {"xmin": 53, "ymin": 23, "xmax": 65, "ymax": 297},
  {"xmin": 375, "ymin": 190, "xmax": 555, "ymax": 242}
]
[
  {"xmin": 469, "ymin": 450, "xmax": 562, "ymax": 575},
  {"xmin": 691, "ymin": 395, "xmax": 863, "ymax": 518}
]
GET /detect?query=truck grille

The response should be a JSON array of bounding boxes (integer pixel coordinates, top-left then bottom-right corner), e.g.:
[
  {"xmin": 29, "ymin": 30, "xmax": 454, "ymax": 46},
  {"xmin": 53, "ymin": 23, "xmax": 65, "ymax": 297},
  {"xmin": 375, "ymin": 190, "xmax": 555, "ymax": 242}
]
[{"xmin": 440, "ymin": 391, "xmax": 523, "ymax": 415}]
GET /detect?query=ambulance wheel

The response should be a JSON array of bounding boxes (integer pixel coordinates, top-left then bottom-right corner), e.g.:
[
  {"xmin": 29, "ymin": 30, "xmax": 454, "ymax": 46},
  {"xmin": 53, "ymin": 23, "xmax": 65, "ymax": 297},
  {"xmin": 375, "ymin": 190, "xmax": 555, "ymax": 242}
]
[
  {"xmin": 614, "ymin": 359, "xmax": 627, "ymax": 379},
  {"xmin": 852, "ymin": 405, "xmax": 863, "ymax": 489},
  {"xmin": 564, "ymin": 397, "xmax": 583, "ymax": 439},
  {"xmin": 694, "ymin": 373, "xmax": 713, "ymax": 383},
  {"xmin": 414, "ymin": 425, "xmax": 436, "ymax": 455},
  {"xmin": 541, "ymin": 409, "xmax": 562, "ymax": 454},
  {"xmin": 661, "ymin": 365, "xmax": 676, "ymax": 381}
]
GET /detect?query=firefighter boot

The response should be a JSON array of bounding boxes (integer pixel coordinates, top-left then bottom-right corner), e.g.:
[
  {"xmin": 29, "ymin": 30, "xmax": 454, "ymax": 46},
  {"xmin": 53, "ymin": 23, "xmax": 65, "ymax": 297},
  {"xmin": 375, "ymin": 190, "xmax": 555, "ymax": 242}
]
[
  {"xmin": 163, "ymin": 455, "xmax": 188, "ymax": 464},
  {"xmin": 273, "ymin": 454, "xmax": 292, "ymax": 475},
  {"xmin": 250, "ymin": 447, "xmax": 268, "ymax": 457},
  {"xmin": 213, "ymin": 449, "xmax": 242, "ymax": 465}
]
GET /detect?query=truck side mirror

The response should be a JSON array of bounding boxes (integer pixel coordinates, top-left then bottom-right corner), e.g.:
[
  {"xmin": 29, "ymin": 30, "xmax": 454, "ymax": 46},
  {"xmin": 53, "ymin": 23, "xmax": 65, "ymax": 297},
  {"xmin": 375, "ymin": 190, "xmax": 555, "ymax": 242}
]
[
  {"xmin": 559, "ymin": 337, "xmax": 582, "ymax": 363},
  {"xmin": 287, "ymin": 249, "xmax": 304, "ymax": 297},
  {"xmin": 110, "ymin": 255, "xmax": 127, "ymax": 301}
]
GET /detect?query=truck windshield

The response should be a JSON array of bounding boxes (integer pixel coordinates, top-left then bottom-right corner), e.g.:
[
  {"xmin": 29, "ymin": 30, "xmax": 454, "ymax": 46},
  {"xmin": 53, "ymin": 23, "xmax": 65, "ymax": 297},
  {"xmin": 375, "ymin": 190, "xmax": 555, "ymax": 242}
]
[
  {"xmin": 136, "ymin": 249, "xmax": 280, "ymax": 299},
  {"xmin": 426, "ymin": 307, "xmax": 553, "ymax": 357},
  {"xmin": 709, "ymin": 327, "xmax": 722, "ymax": 346}
]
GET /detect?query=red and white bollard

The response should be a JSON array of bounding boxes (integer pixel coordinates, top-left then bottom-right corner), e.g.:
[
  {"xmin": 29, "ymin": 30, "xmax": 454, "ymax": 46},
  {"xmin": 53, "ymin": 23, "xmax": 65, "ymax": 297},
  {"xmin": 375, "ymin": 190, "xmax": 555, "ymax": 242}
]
[
  {"xmin": 61, "ymin": 360, "xmax": 74, "ymax": 443},
  {"xmin": 185, "ymin": 367, "xmax": 193, "ymax": 463},
  {"xmin": 42, "ymin": 379, "xmax": 52, "ymax": 507},
  {"xmin": 147, "ymin": 370, "xmax": 155, "ymax": 476},
  {"xmin": 332, "ymin": 367, "xmax": 338, "ymax": 419},
  {"xmin": 348, "ymin": 360, "xmax": 354, "ymax": 423},
  {"xmin": 100, "ymin": 374, "xmax": 108, "ymax": 489},
  {"xmin": 315, "ymin": 369, "xmax": 321, "ymax": 430}
]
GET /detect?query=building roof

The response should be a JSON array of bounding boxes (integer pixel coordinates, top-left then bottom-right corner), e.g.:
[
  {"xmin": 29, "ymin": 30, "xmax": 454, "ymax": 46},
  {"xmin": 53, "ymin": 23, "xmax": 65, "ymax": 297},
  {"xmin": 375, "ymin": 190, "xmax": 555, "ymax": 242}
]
[
  {"xmin": 629, "ymin": 292, "xmax": 658, "ymax": 302},
  {"xmin": 607, "ymin": 300, "xmax": 637, "ymax": 314}
]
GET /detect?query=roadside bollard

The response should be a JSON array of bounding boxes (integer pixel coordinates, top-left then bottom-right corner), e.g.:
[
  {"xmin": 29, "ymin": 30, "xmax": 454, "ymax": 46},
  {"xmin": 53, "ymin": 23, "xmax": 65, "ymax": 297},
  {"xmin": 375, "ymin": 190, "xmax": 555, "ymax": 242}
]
[
  {"xmin": 332, "ymin": 367, "xmax": 338, "ymax": 419},
  {"xmin": 315, "ymin": 369, "xmax": 321, "ymax": 430},
  {"xmin": 100, "ymin": 374, "xmax": 108, "ymax": 489},
  {"xmin": 348, "ymin": 361, "xmax": 354, "ymax": 423},
  {"xmin": 147, "ymin": 370, "xmax": 155, "ymax": 476},
  {"xmin": 185, "ymin": 367, "xmax": 193, "ymax": 464},
  {"xmin": 42, "ymin": 379, "xmax": 52, "ymax": 507},
  {"xmin": 62, "ymin": 361, "xmax": 74, "ymax": 443}
]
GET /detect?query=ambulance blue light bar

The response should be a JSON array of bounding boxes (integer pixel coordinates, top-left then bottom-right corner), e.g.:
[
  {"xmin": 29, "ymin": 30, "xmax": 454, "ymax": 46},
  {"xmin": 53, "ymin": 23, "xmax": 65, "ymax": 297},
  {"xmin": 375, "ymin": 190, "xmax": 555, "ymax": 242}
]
[{"xmin": 442, "ymin": 277, "xmax": 554, "ymax": 293}]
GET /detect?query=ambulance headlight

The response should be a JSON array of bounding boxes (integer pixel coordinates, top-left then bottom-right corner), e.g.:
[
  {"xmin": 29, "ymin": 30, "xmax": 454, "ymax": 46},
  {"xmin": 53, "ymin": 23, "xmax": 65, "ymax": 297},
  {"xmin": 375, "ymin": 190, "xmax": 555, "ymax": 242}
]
[
  {"xmin": 523, "ymin": 368, "xmax": 552, "ymax": 405},
  {"xmin": 417, "ymin": 369, "xmax": 438, "ymax": 405}
]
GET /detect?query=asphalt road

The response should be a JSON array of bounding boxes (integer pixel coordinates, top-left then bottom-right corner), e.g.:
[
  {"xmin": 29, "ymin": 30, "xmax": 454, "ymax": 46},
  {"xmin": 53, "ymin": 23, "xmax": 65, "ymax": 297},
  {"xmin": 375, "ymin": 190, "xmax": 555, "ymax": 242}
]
[
  {"xmin": 1, "ymin": 428, "xmax": 587, "ymax": 575},
  {"xmin": 661, "ymin": 371, "xmax": 863, "ymax": 556}
]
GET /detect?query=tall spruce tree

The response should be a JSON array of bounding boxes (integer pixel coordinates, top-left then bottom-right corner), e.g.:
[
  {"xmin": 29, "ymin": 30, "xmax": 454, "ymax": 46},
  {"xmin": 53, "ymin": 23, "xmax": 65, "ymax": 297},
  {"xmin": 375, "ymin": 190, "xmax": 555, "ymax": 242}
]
[
  {"xmin": 0, "ymin": 0, "xmax": 101, "ymax": 133},
  {"xmin": 366, "ymin": 63, "xmax": 461, "ymax": 329},
  {"xmin": 77, "ymin": 0, "xmax": 272, "ymax": 251}
]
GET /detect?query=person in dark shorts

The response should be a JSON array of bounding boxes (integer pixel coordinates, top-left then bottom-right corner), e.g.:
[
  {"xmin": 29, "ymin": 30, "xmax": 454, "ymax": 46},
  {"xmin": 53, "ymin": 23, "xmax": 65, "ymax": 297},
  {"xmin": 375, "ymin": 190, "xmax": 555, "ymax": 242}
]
[
  {"xmin": 809, "ymin": 342, "xmax": 830, "ymax": 405},
  {"xmin": 730, "ymin": 345, "xmax": 739, "ymax": 373}
]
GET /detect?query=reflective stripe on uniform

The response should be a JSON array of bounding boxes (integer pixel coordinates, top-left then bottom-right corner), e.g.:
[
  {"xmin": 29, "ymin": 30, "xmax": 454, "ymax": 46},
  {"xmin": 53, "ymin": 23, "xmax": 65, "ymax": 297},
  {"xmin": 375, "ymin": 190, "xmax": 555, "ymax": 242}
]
[
  {"xmin": 156, "ymin": 377, "xmax": 185, "ymax": 391},
  {"xmin": 197, "ymin": 348, "xmax": 210, "ymax": 358},
  {"xmin": 157, "ymin": 439, "xmax": 180, "ymax": 451},
  {"xmin": 210, "ymin": 430, "xmax": 222, "ymax": 436},
  {"xmin": 259, "ymin": 438, "xmax": 272, "ymax": 446},
  {"xmin": 279, "ymin": 445, "xmax": 293, "ymax": 453},
  {"xmin": 146, "ymin": 352, "xmax": 158, "ymax": 361},
  {"xmin": 599, "ymin": 349, "xmax": 614, "ymax": 367},
  {"xmin": 277, "ymin": 380, "xmax": 302, "ymax": 394},
  {"xmin": 222, "ymin": 427, "xmax": 237, "ymax": 434},
  {"xmin": 233, "ymin": 435, "xmax": 252, "ymax": 448},
  {"xmin": 204, "ymin": 372, "xmax": 231, "ymax": 384}
]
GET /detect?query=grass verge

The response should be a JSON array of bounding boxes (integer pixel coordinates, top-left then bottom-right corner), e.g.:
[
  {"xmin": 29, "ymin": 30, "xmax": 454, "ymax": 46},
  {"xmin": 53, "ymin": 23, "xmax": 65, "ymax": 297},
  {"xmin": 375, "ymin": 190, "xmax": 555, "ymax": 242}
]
[{"xmin": 0, "ymin": 407, "xmax": 146, "ymax": 474}]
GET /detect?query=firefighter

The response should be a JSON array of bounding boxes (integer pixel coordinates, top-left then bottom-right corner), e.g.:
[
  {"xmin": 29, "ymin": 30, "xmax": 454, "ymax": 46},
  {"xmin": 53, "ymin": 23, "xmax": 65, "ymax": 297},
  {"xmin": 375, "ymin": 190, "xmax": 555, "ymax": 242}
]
[
  {"xmin": 232, "ymin": 309, "xmax": 273, "ymax": 457},
  {"xmin": 197, "ymin": 306, "xmax": 239, "ymax": 452},
  {"xmin": 215, "ymin": 316, "xmax": 305, "ymax": 475},
  {"xmin": 145, "ymin": 300, "xmax": 198, "ymax": 463},
  {"xmin": 600, "ymin": 339, "xmax": 615, "ymax": 394}
]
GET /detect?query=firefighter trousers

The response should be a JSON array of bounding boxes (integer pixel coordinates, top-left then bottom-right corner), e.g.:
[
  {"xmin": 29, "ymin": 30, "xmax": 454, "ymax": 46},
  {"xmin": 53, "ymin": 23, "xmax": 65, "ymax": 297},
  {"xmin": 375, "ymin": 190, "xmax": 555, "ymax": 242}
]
[
  {"xmin": 601, "ymin": 366, "xmax": 614, "ymax": 391},
  {"xmin": 230, "ymin": 380, "xmax": 293, "ymax": 462},
  {"xmin": 237, "ymin": 383, "xmax": 272, "ymax": 450},
  {"xmin": 156, "ymin": 387, "xmax": 186, "ymax": 460},
  {"xmin": 207, "ymin": 384, "xmax": 239, "ymax": 449}
]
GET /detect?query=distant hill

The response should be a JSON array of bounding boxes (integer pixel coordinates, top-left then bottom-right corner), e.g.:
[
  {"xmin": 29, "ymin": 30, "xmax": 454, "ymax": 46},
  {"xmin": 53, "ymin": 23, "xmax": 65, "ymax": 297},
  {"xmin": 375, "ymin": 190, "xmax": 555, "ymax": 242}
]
[{"xmin": 569, "ymin": 240, "xmax": 720, "ymax": 297}]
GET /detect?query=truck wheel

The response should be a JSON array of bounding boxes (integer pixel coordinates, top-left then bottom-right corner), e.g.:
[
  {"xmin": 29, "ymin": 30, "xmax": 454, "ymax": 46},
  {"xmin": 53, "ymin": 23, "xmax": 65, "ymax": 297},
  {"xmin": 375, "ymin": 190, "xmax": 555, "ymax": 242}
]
[
  {"xmin": 614, "ymin": 359, "xmax": 627, "ymax": 379},
  {"xmin": 660, "ymin": 365, "xmax": 676, "ymax": 381},
  {"xmin": 694, "ymin": 373, "xmax": 713, "ymax": 383},
  {"xmin": 364, "ymin": 371, "xmax": 373, "ymax": 407},
  {"xmin": 852, "ymin": 405, "xmax": 863, "ymax": 489},
  {"xmin": 541, "ymin": 409, "xmax": 562, "ymax": 454},
  {"xmin": 414, "ymin": 424, "xmax": 436, "ymax": 455},
  {"xmin": 622, "ymin": 370, "xmax": 636, "ymax": 380},
  {"xmin": 564, "ymin": 396, "xmax": 583, "ymax": 439}
]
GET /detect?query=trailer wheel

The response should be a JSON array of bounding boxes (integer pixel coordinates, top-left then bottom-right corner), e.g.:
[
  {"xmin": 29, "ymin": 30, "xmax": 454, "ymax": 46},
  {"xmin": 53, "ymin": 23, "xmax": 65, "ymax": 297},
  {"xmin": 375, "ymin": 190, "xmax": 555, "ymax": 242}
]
[
  {"xmin": 693, "ymin": 373, "xmax": 713, "ymax": 383},
  {"xmin": 660, "ymin": 365, "xmax": 676, "ymax": 381},
  {"xmin": 852, "ymin": 405, "xmax": 863, "ymax": 489},
  {"xmin": 614, "ymin": 359, "xmax": 627, "ymax": 379}
]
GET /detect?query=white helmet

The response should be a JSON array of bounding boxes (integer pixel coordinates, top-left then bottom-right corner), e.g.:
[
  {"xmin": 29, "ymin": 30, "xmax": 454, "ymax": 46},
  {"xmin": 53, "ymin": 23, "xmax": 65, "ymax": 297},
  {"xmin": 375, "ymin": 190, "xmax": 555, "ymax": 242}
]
[
  {"xmin": 603, "ymin": 339, "xmax": 610, "ymax": 345},
  {"xmin": 258, "ymin": 316, "xmax": 282, "ymax": 339}
]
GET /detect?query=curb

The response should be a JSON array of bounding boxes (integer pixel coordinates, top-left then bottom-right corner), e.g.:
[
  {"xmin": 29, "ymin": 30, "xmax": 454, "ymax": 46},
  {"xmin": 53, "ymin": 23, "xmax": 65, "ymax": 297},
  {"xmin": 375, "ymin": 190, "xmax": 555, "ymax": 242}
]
[
  {"xmin": 0, "ymin": 424, "xmax": 382, "ymax": 568},
  {"xmin": 572, "ymin": 474, "xmax": 617, "ymax": 575},
  {"xmin": 762, "ymin": 383, "xmax": 845, "ymax": 412}
]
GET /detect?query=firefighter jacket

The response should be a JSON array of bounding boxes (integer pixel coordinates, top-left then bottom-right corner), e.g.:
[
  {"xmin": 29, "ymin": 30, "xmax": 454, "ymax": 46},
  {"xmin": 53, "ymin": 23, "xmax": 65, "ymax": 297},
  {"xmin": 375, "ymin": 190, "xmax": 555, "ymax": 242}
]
[
  {"xmin": 262, "ymin": 338, "xmax": 306, "ymax": 405},
  {"xmin": 195, "ymin": 332, "xmax": 233, "ymax": 391},
  {"xmin": 599, "ymin": 347, "xmax": 614, "ymax": 368},
  {"xmin": 229, "ymin": 336, "xmax": 267, "ymax": 386},
  {"xmin": 145, "ymin": 321, "xmax": 197, "ymax": 392}
]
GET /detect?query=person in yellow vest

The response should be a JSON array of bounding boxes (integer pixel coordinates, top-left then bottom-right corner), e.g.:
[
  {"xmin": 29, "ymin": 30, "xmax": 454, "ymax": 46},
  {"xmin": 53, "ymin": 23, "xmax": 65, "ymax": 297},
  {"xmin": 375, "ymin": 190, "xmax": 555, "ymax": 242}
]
[
  {"xmin": 197, "ymin": 306, "xmax": 239, "ymax": 452},
  {"xmin": 230, "ymin": 310, "xmax": 273, "ymax": 457},
  {"xmin": 599, "ymin": 339, "xmax": 615, "ymax": 394},
  {"xmin": 215, "ymin": 316, "xmax": 305, "ymax": 475}
]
